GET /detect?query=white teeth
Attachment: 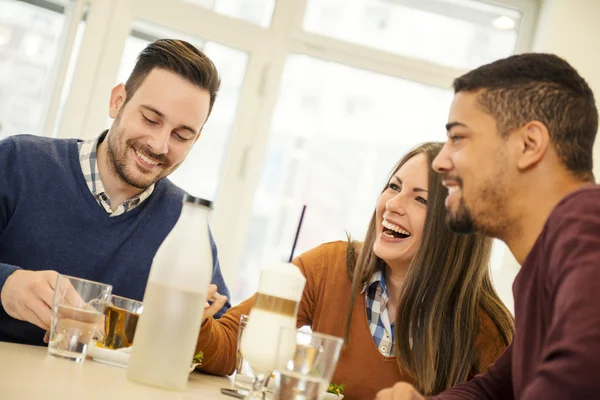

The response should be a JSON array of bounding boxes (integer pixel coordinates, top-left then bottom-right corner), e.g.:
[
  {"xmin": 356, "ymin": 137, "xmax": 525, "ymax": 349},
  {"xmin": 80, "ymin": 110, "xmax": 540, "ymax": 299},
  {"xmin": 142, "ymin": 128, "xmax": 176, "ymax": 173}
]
[
  {"xmin": 383, "ymin": 231, "xmax": 396, "ymax": 239},
  {"xmin": 136, "ymin": 150, "xmax": 159, "ymax": 166},
  {"xmin": 448, "ymin": 186, "xmax": 459, "ymax": 195},
  {"xmin": 382, "ymin": 220, "xmax": 411, "ymax": 236}
]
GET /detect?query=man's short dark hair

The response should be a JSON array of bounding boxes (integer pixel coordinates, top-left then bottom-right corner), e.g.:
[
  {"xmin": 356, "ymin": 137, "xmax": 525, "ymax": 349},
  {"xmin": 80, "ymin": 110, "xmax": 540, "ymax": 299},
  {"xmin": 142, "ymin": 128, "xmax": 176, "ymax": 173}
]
[
  {"xmin": 454, "ymin": 53, "xmax": 598, "ymax": 181},
  {"xmin": 125, "ymin": 39, "xmax": 221, "ymax": 117}
]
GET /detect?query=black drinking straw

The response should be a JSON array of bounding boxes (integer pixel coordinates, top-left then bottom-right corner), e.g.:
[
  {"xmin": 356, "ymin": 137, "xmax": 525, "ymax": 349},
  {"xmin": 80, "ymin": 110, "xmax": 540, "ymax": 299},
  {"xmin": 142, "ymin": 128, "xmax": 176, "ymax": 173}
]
[{"xmin": 288, "ymin": 204, "xmax": 307, "ymax": 262}]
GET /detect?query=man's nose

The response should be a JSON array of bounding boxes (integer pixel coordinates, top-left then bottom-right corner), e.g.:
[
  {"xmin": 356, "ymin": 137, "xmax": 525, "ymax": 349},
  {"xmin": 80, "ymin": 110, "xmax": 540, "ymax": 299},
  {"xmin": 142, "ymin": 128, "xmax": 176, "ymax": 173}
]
[
  {"xmin": 147, "ymin": 128, "xmax": 170, "ymax": 155},
  {"xmin": 432, "ymin": 142, "xmax": 452, "ymax": 174}
]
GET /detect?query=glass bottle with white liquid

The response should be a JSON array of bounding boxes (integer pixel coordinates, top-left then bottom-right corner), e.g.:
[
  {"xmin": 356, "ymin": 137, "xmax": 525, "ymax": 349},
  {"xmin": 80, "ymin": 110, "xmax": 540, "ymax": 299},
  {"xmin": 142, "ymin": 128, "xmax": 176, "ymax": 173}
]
[{"xmin": 127, "ymin": 194, "xmax": 213, "ymax": 391}]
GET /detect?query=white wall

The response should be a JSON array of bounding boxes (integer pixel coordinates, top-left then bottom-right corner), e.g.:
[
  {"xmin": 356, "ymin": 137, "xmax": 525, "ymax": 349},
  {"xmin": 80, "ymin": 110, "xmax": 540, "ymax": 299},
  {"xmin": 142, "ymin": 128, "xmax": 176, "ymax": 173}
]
[
  {"xmin": 533, "ymin": 0, "xmax": 600, "ymax": 179},
  {"xmin": 494, "ymin": 0, "xmax": 600, "ymax": 313}
]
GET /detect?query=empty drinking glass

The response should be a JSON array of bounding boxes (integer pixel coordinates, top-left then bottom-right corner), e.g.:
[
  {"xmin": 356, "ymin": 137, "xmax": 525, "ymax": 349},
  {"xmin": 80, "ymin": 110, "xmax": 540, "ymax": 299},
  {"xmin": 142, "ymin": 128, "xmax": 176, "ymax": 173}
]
[{"xmin": 274, "ymin": 328, "xmax": 344, "ymax": 400}]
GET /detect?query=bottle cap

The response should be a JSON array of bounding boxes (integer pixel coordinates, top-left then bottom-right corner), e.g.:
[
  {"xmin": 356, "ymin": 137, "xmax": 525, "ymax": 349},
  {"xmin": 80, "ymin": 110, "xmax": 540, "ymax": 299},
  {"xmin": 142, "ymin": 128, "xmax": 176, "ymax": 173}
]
[{"xmin": 183, "ymin": 194, "xmax": 212, "ymax": 209}]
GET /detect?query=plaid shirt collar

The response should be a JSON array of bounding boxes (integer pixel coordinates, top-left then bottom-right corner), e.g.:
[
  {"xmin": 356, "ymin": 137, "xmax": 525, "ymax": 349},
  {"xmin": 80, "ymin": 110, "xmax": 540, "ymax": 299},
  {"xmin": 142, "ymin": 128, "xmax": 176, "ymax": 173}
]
[
  {"xmin": 78, "ymin": 131, "xmax": 154, "ymax": 217},
  {"xmin": 362, "ymin": 268, "xmax": 396, "ymax": 356}
]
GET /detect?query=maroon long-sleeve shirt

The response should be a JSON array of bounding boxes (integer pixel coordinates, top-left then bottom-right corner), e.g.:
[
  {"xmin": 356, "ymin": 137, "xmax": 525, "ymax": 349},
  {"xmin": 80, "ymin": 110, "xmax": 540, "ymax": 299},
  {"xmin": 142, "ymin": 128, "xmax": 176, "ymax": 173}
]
[{"xmin": 430, "ymin": 185, "xmax": 600, "ymax": 400}]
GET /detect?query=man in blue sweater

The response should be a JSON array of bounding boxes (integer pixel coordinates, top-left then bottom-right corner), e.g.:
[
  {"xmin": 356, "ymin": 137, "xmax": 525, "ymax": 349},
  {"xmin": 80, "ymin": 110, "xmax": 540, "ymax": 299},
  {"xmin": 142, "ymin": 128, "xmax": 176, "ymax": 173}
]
[{"xmin": 0, "ymin": 39, "xmax": 231, "ymax": 345}]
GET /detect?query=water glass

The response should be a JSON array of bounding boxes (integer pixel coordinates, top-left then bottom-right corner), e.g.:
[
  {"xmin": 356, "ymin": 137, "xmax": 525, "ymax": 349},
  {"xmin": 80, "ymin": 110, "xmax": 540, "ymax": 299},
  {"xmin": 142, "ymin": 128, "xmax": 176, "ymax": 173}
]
[
  {"xmin": 274, "ymin": 328, "xmax": 344, "ymax": 400},
  {"xmin": 47, "ymin": 275, "xmax": 112, "ymax": 363}
]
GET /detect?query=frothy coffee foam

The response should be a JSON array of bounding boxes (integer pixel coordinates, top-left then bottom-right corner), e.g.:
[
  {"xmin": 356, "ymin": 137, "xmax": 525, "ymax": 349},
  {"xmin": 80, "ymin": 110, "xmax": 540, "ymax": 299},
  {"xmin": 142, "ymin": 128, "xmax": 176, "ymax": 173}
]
[{"xmin": 257, "ymin": 262, "xmax": 306, "ymax": 302}]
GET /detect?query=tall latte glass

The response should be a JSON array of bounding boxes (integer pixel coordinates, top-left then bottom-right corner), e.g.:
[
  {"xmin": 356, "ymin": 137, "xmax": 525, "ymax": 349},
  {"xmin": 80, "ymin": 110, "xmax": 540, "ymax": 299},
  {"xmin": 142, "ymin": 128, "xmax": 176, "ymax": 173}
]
[{"xmin": 241, "ymin": 262, "xmax": 306, "ymax": 399}]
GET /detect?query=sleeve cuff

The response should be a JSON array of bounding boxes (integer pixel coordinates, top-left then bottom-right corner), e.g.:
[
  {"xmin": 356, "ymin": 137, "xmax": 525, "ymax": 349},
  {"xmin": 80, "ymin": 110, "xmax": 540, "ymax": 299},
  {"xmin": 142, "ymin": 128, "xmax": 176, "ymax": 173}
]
[{"xmin": 0, "ymin": 263, "xmax": 21, "ymax": 319}]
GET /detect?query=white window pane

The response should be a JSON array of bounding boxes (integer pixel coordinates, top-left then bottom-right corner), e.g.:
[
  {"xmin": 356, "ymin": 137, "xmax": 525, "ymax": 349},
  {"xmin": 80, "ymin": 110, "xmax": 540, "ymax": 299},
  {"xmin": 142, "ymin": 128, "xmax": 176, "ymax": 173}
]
[
  {"xmin": 303, "ymin": 0, "xmax": 521, "ymax": 70},
  {"xmin": 184, "ymin": 0, "xmax": 275, "ymax": 27},
  {"xmin": 53, "ymin": 19, "xmax": 85, "ymax": 137},
  {"xmin": 0, "ymin": 0, "xmax": 69, "ymax": 139},
  {"xmin": 236, "ymin": 55, "xmax": 453, "ymax": 302},
  {"xmin": 114, "ymin": 20, "xmax": 248, "ymax": 201},
  {"xmin": 491, "ymin": 239, "xmax": 517, "ymax": 315}
]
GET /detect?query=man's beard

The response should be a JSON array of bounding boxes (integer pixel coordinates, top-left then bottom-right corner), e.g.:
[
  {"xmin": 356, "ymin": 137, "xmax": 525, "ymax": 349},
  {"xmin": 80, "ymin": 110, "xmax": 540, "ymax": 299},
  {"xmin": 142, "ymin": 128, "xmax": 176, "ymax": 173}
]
[
  {"xmin": 447, "ymin": 195, "xmax": 475, "ymax": 234},
  {"xmin": 106, "ymin": 123, "xmax": 169, "ymax": 190},
  {"xmin": 445, "ymin": 176, "xmax": 510, "ymax": 239}
]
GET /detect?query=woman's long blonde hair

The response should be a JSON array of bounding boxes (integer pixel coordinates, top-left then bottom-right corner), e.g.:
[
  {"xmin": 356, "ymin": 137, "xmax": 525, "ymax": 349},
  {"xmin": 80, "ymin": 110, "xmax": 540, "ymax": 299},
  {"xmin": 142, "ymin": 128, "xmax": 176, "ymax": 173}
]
[{"xmin": 343, "ymin": 142, "xmax": 513, "ymax": 395}]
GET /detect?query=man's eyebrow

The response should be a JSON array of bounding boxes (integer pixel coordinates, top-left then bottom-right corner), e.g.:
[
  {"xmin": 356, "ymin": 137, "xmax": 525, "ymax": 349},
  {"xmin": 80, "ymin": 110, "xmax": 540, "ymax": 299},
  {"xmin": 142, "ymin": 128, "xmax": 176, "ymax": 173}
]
[
  {"xmin": 140, "ymin": 105, "xmax": 198, "ymax": 135},
  {"xmin": 140, "ymin": 105, "xmax": 164, "ymax": 118},
  {"xmin": 445, "ymin": 121, "xmax": 468, "ymax": 132}
]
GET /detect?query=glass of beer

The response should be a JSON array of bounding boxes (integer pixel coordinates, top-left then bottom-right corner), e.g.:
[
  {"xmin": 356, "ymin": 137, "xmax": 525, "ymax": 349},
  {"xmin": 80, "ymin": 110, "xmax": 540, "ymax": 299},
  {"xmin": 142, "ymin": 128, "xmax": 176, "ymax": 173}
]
[
  {"xmin": 47, "ymin": 275, "xmax": 112, "ymax": 363},
  {"xmin": 274, "ymin": 328, "xmax": 344, "ymax": 400},
  {"xmin": 101, "ymin": 294, "xmax": 143, "ymax": 350}
]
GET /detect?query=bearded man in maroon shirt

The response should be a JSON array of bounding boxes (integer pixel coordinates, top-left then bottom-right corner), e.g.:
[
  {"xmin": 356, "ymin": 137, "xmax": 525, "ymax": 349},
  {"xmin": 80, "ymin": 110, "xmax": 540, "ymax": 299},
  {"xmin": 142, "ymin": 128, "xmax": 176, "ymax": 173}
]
[{"xmin": 377, "ymin": 53, "xmax": 600, "ymax": 400}]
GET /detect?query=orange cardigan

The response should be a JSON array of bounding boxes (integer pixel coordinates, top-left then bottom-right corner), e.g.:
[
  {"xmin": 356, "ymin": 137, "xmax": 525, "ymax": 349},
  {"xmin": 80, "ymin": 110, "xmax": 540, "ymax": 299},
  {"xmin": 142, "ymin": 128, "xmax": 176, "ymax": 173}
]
[{"xmin": 196, "ymin": 241, "xmax": 507, "ymax": 400}]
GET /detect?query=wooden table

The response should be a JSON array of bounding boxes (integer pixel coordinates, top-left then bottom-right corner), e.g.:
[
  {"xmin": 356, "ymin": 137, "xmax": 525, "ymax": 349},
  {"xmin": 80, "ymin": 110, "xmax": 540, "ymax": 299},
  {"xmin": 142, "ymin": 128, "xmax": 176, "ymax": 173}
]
[{"xmin": 0, "ymin": 341, "xmax": 234, "ymax": 399}]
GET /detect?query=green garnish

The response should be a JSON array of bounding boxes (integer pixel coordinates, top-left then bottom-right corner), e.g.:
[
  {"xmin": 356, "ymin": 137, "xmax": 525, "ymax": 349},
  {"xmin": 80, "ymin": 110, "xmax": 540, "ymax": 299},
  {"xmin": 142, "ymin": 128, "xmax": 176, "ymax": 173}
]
[
  {"xmin": 327, "ymin": 383, "xmax": 345, "ymax": 396},
  {"xmin": 192, "ymin": 350, "xmax": 203, "ymax": 365}
]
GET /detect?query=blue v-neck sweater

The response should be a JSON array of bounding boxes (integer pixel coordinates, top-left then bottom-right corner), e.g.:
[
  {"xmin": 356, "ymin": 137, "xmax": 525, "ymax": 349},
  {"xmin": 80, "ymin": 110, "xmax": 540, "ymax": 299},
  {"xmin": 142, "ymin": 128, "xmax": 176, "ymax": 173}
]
[{"xmin": 0, "ymin": 135, "xmax": 230, "ymax": 345}]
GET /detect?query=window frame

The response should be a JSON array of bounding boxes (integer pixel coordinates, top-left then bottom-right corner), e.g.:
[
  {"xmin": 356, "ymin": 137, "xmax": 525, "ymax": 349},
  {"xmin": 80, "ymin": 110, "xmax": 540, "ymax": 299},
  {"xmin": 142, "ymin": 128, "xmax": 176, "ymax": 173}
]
[{"xmin": 11, "ymin": 0, "xmax": 539, "ymax": 289}]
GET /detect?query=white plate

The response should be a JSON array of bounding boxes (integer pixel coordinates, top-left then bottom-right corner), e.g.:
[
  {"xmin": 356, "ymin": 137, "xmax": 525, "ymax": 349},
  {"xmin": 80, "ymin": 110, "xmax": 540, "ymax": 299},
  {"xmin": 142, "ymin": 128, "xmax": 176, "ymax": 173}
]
[
  {"xmin": 87, "ymin": 344, "xmax": 130, "ymax": 368},
  {"xmin": 234, "ymin": 373, "xmax": 276, "ymax": 391},
  {"xmin": 88, "ymin": 343, "xmax": 199, "ymax": 373},
  {"xmin": 321, "ymin": 393, "xmax": 344, "ymax": 400}
]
